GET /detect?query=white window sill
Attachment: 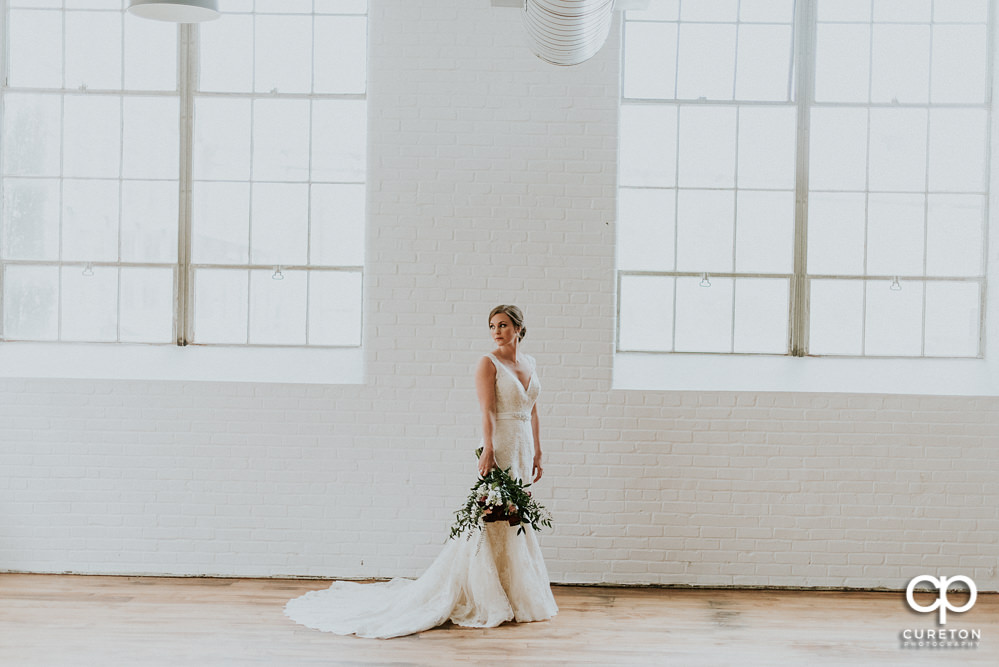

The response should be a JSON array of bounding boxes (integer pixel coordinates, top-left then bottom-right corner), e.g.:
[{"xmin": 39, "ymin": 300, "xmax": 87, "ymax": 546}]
[
  {"xmin": 613, "ymin": 351, "xmax": 999, "ymax": 396},
  {"xmin": 0, "ymin": 342, "xmax": 364, "ymax": 385}
]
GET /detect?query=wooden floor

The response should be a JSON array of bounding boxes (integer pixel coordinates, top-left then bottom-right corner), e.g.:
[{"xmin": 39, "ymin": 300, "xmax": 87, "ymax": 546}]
[{"xmin": 1, "ymin": 574, "xmax": 995, "ymax": 666}]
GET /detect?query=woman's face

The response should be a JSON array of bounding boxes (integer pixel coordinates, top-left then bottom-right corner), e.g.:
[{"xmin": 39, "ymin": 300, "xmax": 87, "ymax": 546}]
[{"xmin": 489, "ymin": 313, "xmax": 519, "ymax": 346}]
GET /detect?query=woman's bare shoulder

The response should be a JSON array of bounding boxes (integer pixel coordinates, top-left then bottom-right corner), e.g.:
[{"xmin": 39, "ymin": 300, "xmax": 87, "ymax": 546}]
[{"xmin": 476, "ymin": 354, "xmax": 497, "ymax": 374}]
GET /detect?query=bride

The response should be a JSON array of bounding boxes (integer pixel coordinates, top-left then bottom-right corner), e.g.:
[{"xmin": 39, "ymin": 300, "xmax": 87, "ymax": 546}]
[{"xmin": 283, "ymin": 305, "xmax": 559, "ymax": 638}]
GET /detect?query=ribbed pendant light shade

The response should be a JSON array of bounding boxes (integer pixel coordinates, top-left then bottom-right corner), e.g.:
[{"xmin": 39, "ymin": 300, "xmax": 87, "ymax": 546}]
[
  {"xmin": 127, "ymin": 0, "xmax": 220, "ymax": 23},
  {"xmin": 522, "ymin": 0, "xmax": 615, "ymax": 66}
]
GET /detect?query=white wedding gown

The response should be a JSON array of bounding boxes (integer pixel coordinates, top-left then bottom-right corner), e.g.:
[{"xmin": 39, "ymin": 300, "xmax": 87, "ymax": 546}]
[{"xmin": 283, "ymin": 352, "xmax": 559, "ymax": 638}]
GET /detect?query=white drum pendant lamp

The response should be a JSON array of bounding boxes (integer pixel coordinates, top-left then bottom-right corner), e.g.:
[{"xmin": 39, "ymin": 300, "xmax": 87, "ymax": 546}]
[
  {"xmin": 522, "ymin": 0, "xmax": 615, "ymax": 66},
  {"xmin": 128, "ymin": 0, "xmax": 220, "ymax": 23}
]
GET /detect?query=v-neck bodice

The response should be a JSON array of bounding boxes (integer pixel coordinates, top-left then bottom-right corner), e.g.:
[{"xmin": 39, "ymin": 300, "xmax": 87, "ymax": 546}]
[{"xmin": 484, "ymin": 352, "xmax": 540, "ymax": 416}]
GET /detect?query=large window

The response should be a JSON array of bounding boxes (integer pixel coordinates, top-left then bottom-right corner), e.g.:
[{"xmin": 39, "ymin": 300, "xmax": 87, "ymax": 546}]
[
  {"xmin": 0, "ymin": 0, "xmax": 366, "ymax": 347},
  {"xmin": 618, "ymin": 0, "xmax": 991, "ymax": 358}
]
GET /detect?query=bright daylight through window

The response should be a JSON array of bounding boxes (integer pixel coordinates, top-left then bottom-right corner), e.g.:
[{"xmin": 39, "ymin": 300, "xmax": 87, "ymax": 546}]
[
  {"xmin": 618, "ymin": 0, "xmax": 990, "ymax": 358},
  {"xmin": 0, "ymin": 0, "xmax": 366, "ymax": 347}
]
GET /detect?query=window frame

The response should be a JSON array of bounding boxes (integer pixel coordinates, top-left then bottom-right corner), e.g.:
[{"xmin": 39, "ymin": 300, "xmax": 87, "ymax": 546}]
[
  {"xmin": 616, "ymin": 0, "xmax": 994, "ymax": 360},
  {"xmin": 0, "ymin": 2, "xmax": 366, "ymax": 350}
]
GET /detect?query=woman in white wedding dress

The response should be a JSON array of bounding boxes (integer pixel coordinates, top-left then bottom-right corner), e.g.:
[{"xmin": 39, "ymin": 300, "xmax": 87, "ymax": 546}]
[{"xmin": 283, "ymin": 305, "xmax": 558, "ymax": 638}]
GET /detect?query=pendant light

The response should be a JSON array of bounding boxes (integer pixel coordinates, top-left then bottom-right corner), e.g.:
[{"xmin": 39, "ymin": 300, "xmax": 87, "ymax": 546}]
[{"xmin": 127, "ymin": 0, "xmax": 221, "ymax": 23}]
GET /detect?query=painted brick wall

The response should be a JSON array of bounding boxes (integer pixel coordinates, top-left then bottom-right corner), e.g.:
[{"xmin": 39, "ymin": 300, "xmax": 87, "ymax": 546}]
[{"xmin": 0, "ymin": 0, "xmax": 996, "ymax": 591}]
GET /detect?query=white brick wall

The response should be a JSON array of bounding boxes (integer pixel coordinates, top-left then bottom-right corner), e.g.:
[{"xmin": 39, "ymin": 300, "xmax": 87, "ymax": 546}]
[{"xmin": 0, "ymin": 0, "xmax": 997, "ymax": 591}]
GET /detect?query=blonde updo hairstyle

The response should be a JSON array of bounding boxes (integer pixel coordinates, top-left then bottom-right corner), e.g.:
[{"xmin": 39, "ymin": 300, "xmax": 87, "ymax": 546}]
[{"xmin": 489, "ymin": 304, "xmax": 526, "ymax": 342}]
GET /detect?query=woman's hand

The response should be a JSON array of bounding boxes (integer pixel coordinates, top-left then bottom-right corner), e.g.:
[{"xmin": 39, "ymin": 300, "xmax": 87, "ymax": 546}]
[
  {"xmin": 477, "ymin": 447, "xmax": 497, "ymax": 478},
  {"xmin": 532, "ymin": 451, "xmax": 543, "ymax": 483}
]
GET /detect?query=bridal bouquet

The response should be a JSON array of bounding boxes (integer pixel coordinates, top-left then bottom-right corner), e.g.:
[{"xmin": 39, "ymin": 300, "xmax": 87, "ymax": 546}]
[{"xmin": 448, "ymin": 447, "xmax": 553, "ymax": 540}]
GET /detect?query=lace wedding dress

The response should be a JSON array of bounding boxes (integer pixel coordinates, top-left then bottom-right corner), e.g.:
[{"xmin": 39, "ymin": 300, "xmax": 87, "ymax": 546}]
[{"xmin": 283, "ymin": 352, "xmax": 558, "ymax": 638}]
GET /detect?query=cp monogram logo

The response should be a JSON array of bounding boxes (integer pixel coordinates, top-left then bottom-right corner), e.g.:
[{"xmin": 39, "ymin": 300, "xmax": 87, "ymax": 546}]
[{"xmin": 905, "ymin": 575, "xmax": 978, "ymax": 624}]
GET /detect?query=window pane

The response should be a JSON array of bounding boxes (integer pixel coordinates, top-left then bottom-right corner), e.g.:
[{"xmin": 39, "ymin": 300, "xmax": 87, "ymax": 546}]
[
  {"xmin": 250, "ymin": 183, "xmax": 309, "ymax": 265},
  {"xmin": 3, "ymin": 265, "xmax": 59, "ymax": 340},
  {"xmin": 807, "ymin": 193, "xmax": 866, "ymax": 275},
  {"xmin": 740, "ymin": 0, "xmax": 794, "ymax": 22},
  {"xmin": 2, "ymin": 178, "xmax": 60, "ymax": 260},
  {"xmin": 255, "ymin": 14, "xmax": 313, "ymax": 94},
  {"xmin": 61, "ymin": 179, "xmax": 119, "ymax": 262},
  {"xmin": 737, "ymin": 106, "xmax": 796, "ymax": 189},
  {"xmin": 933, "ymin": 0, "xmax": 988, "ymax": 22},
  {"xmin": 308, "ymin": 271, "xmax": 362, "ymax": 346},
  {"xmin": 809, "ymin": 108, "xmax": 868, "ymax": 191},
  {"xmin": 193, "ymin": 98, "xmax": 252, "ymax": 181},
  {"xmin": 674, "ymin": 276, "xmax": 733, "ymax": 352},
  {"xmin": 64, "ymin": 1, "xmax": 121, "ymax": 9},
  {"xmin": 315, "ymin": 0, "xmax": 368, "ymax": 12},
  {"xmin": 192, "ymin": 182, "xmax": 250, "ymax": 264},
  {"xmin": 218, "ymin": 0, "xmax": 253, "ymax": 11},
  {"xmin": 257, "ymin": 0, "xmax": 312, "ymax": 12},
  {"xmin": 120, "ymin": 267, "xmax": 174, "ymax": 343},
  {"xmin": 676, "ymin": 24, "xmax": 736, "ymax": 100},
  {"xmin": 678, "ymin": 106, "xmax": 735, "ymax": 188},
  {"xmin": 618, "ymin": 275, "xmax": 673, "ymax": 351},
  {"xmin": 3, "ymin": 94, "xmax": 62, "ymax": 177},
  {"xmin": 735, "ymin": 190, "xmax": 794, "ymax": 273},
  {"xmin": 817, "ymin": 0, "xmax": 871, "ymax": 22},
  {"xmin": 870, "ymin": 24, "xmax": 929, "ymax": 103},
  {"xmin": 928, "ymin": 109, "xmax": 987, "ymax": 193},
  {"xmin": 676, "ymin": 190, "xmax": 734, "ymax": 272},
  {"xmin": 733, "ymin": 278, "xmax": 788, "ymax": 353},
  {"xmin": 626, "ymin": 0, "xmax": 679, "ymax": 21},
  {"xmin": 199, "ymin": 14, "xmax": 253, "ymax": 93},
  {"xmin": 814, "ymin": 24, "xmax": 870, "ymax": 103},
  {"xmin": 65, "ymin": 10, "xmax": 122, "ymax": 90},
  {"xmin": 930, "ymin": 25, "xmax": 986, "ymax": 104},
  {"xmin": 248, "ymin": 269, "xmax": 307, "ymax": 345},
  {"xmin": 253, "ymin": 99, "xmax": 310, "ymax": 182},
  {"xmin": 311, "ymin": 100, "xmax": 367, "ymax": 183},
  {"xmin": 680, "ymin": 0, "xmax": 737, "ymax": 22},
  {"xmin": 868, "ymin": 109, "xmax": 926, "ymax": 192},
  {"xmin": 63, "ymin": 95, "xmax": 121, "ymax": 179},
  {"xmin": 61, "ymin": 265, "xmax": 118, "ymax": 342},
  {"xmin": 809, "ymin": 279, "xmax": 863, "ymax": 355},
  {"xmin": 314, "ymin": 16, "xmax": 367, "ymax": 94},
  {"xmin": 124, "ymin": 13, "xmax": 177, "ymax": 91},
  {"xmin": 926, "ymin": 195, "xmax": 984, "ymax": 277},
  {"xmin": 623, "ymin": 22, "xmax": 677, "ymax": 100},
  {"xmin": 865, "ymin": 193, "xmax": 924, "ymax": 276},
  {"xmin": 924, "ymin": 281, "xmax": 979, "ymax": 356},
  {"xmin": 735, "ymin": 25, "xmax": 792, "ymax": 101},
  {"xmin": 123, "ymin": 97, "xmax": 179, "ymax": 180},
  {"xmin": 121, "ymin": 181, "xmax": 179, "ymax": 263},
  {"xmin": 873, "ymin": 0, "xmax": 930, "ymax": 22},
  {"xmin": 619, "ymin": 104, "xmax": 677, "ymax": 187},
  {"xmin": 616, "ymin": 188, "xmax": 675, "ymax": 271},
  {"xmin": 310, "ymin": 184, "xmax": 366, "ymax": 266},
  {"xmin": 8, "ymin": 9, "xmax": 63, "ymax": 88},
  {"xmin": 194, "ymin": 269, "xmax": 248, "ymax": 343},
  {"xmin": 864, "ymin": 278, "xmax": 922, "ymax": 356}
]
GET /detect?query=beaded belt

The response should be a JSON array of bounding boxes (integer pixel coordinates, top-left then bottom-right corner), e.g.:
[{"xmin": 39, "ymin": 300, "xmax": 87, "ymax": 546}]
[{"xmin": 496, "ymin": 411, "xmax": 530, "ymax": 421}]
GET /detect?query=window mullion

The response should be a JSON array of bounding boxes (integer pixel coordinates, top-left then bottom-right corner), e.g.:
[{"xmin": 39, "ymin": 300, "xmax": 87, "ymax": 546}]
[
  {"xmin": 177, "ymin": 23, "xmax": 196, "ymax": 346},
  {"xmin": 790, "ymin": 0, "xmax": 817, "ymax": 356}
]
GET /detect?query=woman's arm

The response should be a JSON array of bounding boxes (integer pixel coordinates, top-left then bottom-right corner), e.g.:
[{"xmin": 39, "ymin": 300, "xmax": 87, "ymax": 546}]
[
  {"xmin": 531, "ymin": 401, "xmax": 543, "ymax": 482},
  {"xmin": 530, "ymin": 356, "xmax": 543, "ymax": 483},
  {"xmin": 475, "ymin": 356, "xmax": 498, "ymax": 477}
]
